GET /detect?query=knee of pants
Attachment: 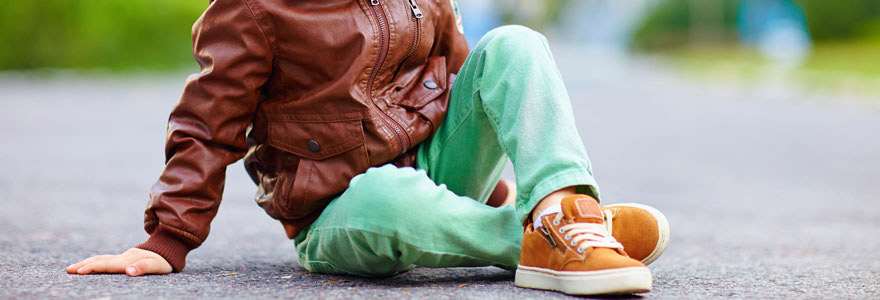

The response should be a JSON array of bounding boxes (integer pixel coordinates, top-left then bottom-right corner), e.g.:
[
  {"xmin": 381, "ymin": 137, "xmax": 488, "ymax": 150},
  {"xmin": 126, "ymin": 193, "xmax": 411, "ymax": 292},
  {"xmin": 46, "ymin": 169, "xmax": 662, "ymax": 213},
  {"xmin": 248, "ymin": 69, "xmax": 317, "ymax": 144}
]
[
  {"xmin": 300, "ymin": 228, "xmax": 414, "ymax": 277},
  {"xmin": 335, "ymin": 164, "xmax": 430, "ymax": 223},
  {"xmin": 475, "ymin": 25, "xmax": 549, "ymax": 58}
]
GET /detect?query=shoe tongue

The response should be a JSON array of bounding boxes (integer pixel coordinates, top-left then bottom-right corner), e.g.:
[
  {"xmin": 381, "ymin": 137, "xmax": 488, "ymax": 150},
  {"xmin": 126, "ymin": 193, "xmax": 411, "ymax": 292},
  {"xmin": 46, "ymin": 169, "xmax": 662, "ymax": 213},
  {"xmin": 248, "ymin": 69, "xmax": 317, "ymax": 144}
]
[{"xmin": 561, "ymin": 194, "xmax": 603, "ymax": 224}]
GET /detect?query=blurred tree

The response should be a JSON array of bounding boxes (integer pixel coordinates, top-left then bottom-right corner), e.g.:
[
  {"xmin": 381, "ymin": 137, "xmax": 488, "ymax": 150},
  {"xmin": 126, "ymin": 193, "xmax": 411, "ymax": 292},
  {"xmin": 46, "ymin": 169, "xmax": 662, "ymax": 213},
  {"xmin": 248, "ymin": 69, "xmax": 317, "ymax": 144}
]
[
  {"xmin": 494, "ymin": 0, "xmax": 569, "ymax": 32},
  {"xmin": 795, "ymin": 0, "xmax": 880, "ymax": 41},
  {"xmin": 631, "ymin": 0, "xmax": 880, "ymax": 50},
  {"xmin": 630, "ymin": 0, "xmax": 740, "ymax": 50},
  {"xmin": 0, "ymin": 0, "xmax": 205, "ymax": 71}
]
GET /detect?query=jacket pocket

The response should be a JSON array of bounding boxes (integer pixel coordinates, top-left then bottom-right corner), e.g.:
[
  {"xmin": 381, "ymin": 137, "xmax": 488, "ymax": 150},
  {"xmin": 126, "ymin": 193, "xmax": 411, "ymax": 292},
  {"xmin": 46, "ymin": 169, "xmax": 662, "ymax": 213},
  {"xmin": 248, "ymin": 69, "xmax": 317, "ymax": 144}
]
[
  {"xmin": 396, "ymin": 56, "xmax": 448, "ymax": 110},
  {"xmin": 266, "ymin": 114, "xmax": 365, "ymax": 160},
  {"xmin": 396, "ymin": 56, "xmax": 452, "ymax": 144},
  {"xmin": 265, "ymin": 113, "xmax": 369, "ymax": 219}
]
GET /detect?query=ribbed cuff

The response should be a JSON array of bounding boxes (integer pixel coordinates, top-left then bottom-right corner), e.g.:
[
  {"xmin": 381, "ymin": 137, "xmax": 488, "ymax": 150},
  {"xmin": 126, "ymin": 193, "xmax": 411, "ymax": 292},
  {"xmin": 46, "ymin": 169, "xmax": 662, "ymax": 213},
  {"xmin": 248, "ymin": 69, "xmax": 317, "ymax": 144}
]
[{"xmin": 136, "ymin": 230, "xmax": 193, "ymax": 272}]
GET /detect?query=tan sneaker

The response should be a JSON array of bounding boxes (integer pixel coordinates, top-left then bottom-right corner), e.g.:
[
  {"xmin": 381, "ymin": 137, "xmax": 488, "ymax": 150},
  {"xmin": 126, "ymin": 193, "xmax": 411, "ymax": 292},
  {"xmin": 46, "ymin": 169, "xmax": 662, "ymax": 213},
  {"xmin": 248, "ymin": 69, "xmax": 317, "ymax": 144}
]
[
  {"xmin": 493, "ymin": 183, "xmax": 670, "ymax": 264},
  {"xmin": 601, "ymin": 203, "xmax": 670, "ymax": 265},
  {"xmin": 516, "ymin": 195, "xmax": 652, "ymax": 295}
]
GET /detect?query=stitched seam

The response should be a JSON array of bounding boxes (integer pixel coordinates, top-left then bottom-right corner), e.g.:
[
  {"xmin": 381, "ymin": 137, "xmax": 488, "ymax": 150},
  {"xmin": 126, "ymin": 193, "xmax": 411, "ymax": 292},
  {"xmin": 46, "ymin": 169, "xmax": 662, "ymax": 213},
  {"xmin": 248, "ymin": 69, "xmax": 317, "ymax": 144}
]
[
  {"xmin": 416, "ymin": 86, "xmax": 444, "ymax": 104},
  {"xmin": 156, "ymin": 223, "xmax": 204, "ymax": 246},
  {"xmin": 307, "ymin": 226, "xmax": 517, "ymax": 265},
  {"xmin": 302, "ymin": 160, "xmax": 314, "ymax": 203},
  {"xmin": 523, "ymin": 169, "xmax": 591, "ymax": 198},
  {"xmin": 240, "ymin": 0, "xmax": 278, "ymax": 55},
  {"xmin": 521, "ymin": 170, "xmax": 594, "ymax": 213},
  {"xmin": 305, "ymin": 258, "xmax": 406, "ymax": 277},
  {"xmin": 476, "ymin": 87, "xmax": 514, "ymax": 162},
  {"xmin": 272, "ymin": 139, "xmax": 361, "ymax": 159},
  {"xmin": 427, "ymin": 95, "xmax": 474, "ymax": 165},
  {"xmin": 267, "ymin": 116, "xmax": 367, "ymax": 123}
]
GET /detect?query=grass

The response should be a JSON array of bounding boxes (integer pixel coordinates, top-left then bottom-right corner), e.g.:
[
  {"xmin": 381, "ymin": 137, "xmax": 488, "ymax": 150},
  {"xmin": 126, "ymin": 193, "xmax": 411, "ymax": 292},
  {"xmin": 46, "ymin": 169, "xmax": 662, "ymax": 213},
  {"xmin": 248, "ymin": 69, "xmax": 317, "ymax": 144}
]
[
  {"xmin": 656, "ymin": 39, "xmax": 880, "ymax": 98},
  {"xmin": 0, "ymin": 0, "xmax": 206, "ymax": 71}
]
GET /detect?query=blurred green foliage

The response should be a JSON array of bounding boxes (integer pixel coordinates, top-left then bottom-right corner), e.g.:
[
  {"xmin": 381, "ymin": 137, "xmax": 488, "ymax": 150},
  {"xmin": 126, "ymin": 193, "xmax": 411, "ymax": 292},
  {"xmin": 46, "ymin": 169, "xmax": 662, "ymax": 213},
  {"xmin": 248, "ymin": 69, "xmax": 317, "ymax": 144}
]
[
  {"xmin": 0, "ymin": 0, "xmax": 206, "ymax": 71},
  {"xmin": 495, "ymin": 0, "xmax": 570, "ymax": 31},
  {"xmin": 631, "ymin": 0, "xmax": 740, "ymax": 50},
  {"xmin": 7, "ymin": 0, "xmax": 880, "ymax": 71},
  {"xmin": 635, "ymin": 0, "xmax": 880, "ymax": 96},
  {"xmin": 797, "ymin": 0, "xmax": 880, "ymax": 41},
  {"xmin": 632, "ymin": 0, "xmax": 880, "ymax": 50}
]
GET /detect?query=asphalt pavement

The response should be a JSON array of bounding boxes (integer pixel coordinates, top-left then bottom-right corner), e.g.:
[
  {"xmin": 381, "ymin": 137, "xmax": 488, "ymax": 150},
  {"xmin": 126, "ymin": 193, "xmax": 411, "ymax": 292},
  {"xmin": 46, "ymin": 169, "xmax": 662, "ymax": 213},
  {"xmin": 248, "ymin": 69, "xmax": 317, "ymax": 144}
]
[{"xmin": 1, "ymin": 49, "xmax": 879, "ymax": 299}]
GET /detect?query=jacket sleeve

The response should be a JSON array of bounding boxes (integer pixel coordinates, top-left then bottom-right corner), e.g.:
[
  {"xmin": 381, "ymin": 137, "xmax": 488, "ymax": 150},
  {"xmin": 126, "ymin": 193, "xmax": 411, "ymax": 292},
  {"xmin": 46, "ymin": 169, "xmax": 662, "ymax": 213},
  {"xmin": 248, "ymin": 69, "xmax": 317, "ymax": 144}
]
[
  {"xmin": 432, "ymin": 0, "xmax": 469, "ymax": 74},
  {"xmin": 136, "ymin": 0, "xmax": 273, "ymax": 272}
]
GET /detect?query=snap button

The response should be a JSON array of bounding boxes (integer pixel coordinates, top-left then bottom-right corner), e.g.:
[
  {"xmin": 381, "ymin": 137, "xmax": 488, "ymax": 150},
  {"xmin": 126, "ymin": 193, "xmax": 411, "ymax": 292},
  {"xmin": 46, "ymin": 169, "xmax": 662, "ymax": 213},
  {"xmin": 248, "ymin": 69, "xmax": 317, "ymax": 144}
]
[
  {"xmin": 423, "ymin": 80, "xmax": 437, "ymax": 90},
  {"xmin": 306, "ymin": 140, "xmax": 320, "ymax": 153}
]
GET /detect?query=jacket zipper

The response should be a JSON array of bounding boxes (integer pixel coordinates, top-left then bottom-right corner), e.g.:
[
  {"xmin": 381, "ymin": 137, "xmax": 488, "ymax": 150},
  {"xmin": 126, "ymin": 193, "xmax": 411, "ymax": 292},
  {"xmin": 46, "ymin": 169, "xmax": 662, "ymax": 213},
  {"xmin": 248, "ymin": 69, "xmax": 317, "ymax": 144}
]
[
  {"xmin": 391, "ymin": 0, "xmax": 422, "ymax": 82},
  {"xmin": 407, "ymin": 0, "xmax": 423, "ymax": 19},
  {"xmin": 368, "ymin": 0, "xmax": 411, "ymax": 154}
]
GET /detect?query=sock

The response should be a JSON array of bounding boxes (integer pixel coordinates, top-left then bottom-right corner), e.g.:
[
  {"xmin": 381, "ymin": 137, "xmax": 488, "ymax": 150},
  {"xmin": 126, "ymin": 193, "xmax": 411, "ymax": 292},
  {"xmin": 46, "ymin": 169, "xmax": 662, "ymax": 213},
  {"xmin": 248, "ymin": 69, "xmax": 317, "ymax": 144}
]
[{"xmin": 532, "ymin": 204, "xmax": 562, "ymax": 230}]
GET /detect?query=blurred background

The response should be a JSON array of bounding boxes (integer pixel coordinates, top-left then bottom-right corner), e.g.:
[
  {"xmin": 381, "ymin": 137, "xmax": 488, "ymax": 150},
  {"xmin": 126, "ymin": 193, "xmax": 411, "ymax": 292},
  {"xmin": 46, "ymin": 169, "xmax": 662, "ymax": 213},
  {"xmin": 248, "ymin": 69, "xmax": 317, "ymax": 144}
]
[
  {"xmin": 2, "ymin": 1, "xmax": 879, "ymax": 298},
  {"xmin": 2, "ymin": 0, "xmax": 879, "ymax": 95}
]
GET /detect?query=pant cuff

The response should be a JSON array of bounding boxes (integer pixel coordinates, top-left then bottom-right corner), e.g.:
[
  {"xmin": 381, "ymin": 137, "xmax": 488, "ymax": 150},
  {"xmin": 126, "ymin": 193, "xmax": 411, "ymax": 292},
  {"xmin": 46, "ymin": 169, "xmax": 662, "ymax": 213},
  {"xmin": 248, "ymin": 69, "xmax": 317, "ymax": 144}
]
[{"xmin": 515, "ymin": 169, "xmax": 600, "ymax": 223}]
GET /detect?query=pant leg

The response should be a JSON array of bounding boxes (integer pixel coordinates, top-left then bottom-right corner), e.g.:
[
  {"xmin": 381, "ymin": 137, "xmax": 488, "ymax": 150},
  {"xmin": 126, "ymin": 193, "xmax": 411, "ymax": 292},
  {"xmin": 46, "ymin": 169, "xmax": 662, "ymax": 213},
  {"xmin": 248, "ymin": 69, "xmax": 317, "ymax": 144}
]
[
  {"xmin": 294, "ymin": 165, "xmax": 522, "ymax": 276},
  {"xmin": 295, "ymin": 25, "xmax": 601, "ymax": 276},
  {"xmin": 416, "ymin": 25, "xmax": 600, "ymax": 223}
]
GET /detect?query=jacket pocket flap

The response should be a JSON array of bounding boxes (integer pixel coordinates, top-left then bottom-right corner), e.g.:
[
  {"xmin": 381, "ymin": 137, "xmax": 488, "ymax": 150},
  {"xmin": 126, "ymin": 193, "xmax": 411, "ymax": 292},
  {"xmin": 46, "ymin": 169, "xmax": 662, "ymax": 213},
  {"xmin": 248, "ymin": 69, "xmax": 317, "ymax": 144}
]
[
  {"xmin": 266, "ymin": 115, "xmax": 365, "ymax": 161},
  {"xmin": 397, "ymin": 56, "xmax": 447, "ymax": 110}
]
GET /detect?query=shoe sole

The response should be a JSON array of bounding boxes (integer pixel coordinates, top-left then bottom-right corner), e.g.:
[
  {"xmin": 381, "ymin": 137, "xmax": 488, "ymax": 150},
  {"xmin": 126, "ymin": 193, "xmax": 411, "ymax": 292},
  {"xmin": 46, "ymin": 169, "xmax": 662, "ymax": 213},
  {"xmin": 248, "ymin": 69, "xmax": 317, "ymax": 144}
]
[
  {"xmin": 604, "ymin": 203, "xmax": 671, "ymax": 265},
  {"xmin": 515, "ymin": 265, "xmax": 652, "ymax": 295}
]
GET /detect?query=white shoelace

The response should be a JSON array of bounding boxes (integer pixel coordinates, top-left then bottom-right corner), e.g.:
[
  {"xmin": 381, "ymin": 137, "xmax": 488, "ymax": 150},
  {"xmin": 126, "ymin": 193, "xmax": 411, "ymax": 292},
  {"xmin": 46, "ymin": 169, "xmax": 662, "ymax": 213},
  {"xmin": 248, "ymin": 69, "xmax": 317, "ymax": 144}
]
[
  {"xmin": 552, "ymin": 212, "xmax": 623, "ymax": 253},
  {"xmin": 604, "ymin": 209, "xmax": 614, "ymax": 234}
]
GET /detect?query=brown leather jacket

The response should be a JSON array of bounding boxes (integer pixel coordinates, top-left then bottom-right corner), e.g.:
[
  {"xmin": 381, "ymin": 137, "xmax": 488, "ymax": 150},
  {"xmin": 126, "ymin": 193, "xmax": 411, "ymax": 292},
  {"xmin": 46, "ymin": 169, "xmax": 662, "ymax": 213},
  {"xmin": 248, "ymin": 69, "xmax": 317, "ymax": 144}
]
[{"xmin": 137, "ymin": 0, "xmax": 468, "ymax": 271}]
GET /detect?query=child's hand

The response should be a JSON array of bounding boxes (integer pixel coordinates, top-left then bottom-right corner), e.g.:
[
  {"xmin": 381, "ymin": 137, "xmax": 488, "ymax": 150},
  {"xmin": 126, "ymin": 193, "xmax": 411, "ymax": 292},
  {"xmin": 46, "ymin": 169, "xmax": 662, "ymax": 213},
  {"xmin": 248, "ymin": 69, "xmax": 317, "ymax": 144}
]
[{"xmin": 66, "ymin": 248, "xmax": 172, "ymax": 276}]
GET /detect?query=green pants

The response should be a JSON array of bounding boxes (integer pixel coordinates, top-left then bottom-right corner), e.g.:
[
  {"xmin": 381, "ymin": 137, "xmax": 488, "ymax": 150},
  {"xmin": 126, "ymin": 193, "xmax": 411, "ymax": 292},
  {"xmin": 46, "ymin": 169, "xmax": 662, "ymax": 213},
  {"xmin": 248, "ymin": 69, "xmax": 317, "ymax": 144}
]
[{"xmin": 294, "ymin": 25, "xmax": 599, "ymax": 276}]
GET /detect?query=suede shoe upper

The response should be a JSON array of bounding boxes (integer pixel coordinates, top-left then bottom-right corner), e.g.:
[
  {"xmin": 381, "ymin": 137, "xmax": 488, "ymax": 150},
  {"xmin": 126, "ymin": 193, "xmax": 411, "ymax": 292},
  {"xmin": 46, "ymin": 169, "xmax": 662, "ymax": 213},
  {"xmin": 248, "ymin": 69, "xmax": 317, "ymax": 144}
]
[{"xmin": 519, "ymin": 195, "xmax": 645, "ymax": 272}]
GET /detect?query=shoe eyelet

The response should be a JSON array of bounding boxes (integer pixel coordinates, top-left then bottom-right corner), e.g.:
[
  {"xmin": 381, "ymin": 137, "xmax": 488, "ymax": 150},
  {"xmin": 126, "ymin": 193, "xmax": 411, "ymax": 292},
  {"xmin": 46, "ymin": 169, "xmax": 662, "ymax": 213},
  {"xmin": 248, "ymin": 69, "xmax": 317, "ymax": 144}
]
[
  {"xmin": 570, "ymin": 241, "xmax": 577, "ymax": 247},
  {"xmin": 552, "ymin": 220, "xmax": 560, "ymax": 226},
  {"xmin": 558, "ymin": 228, "xmax": 564, "ymax": 234},
  {"xmin": 577, "ymin": 247, "xmax": 585, "ymax": 253},
  {"xmin": 563, "ymin": 235, "xmax": 571, "ymax": 240}
]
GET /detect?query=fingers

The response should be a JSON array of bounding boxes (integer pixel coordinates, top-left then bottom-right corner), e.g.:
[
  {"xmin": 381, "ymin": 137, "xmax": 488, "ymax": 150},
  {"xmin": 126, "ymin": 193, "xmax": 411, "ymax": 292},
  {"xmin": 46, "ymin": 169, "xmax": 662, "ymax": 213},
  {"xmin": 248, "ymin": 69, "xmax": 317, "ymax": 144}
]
[
  {"xmin": 66, "ymin": 255, "xmax": 111, "ymax": 274},
  {"xmin": 76, "ymin": 256, "xmax": 132, "ymax": 275},
  {"xmin": 66, "ymin": 248, "xmax": 172, "ymax": 276},
  {"xmin": 125, "ymin": 258, "xmax": 172, "ymax": 277}
]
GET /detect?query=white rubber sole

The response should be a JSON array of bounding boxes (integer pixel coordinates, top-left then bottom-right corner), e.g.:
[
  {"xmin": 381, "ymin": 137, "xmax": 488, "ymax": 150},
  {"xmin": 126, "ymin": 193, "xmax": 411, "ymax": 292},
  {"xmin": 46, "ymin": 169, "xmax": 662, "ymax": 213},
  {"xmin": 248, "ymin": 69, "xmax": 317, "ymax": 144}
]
[
  {"xmin": 515, "ymin": 265, "xmax": 652, "ymax": 295},
  {"xmin": 604, "ymin": 203, "xmax": 671, "ymax": 265}
]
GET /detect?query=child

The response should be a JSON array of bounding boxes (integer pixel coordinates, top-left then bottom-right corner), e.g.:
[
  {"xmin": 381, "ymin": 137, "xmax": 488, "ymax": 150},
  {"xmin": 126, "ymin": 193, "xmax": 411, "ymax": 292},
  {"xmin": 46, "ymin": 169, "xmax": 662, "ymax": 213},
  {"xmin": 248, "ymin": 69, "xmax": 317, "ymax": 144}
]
[{"xmin": 66, "ymin": 0, "xmax": 670, "ymax": 295}]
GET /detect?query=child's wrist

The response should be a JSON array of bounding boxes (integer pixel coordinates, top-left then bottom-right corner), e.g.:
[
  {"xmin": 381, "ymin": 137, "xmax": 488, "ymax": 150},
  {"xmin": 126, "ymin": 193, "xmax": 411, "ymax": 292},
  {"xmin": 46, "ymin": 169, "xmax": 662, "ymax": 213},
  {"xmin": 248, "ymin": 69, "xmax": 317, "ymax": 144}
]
[{"xmin": 136, "ymin": 231, "xmax": 193, "ymax": 272}]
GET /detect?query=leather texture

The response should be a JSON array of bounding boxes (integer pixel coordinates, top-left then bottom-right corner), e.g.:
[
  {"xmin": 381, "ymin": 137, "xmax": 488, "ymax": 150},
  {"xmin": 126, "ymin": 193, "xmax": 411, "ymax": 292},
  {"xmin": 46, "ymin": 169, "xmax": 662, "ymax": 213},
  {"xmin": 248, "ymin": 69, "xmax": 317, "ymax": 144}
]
[
  {"xmin": 519, "ymin": 195, "xmax": 645, "ymax": 272},
  {"xmin": 138, "ymin": 0, "xmax": 468, "ymax": 271}
]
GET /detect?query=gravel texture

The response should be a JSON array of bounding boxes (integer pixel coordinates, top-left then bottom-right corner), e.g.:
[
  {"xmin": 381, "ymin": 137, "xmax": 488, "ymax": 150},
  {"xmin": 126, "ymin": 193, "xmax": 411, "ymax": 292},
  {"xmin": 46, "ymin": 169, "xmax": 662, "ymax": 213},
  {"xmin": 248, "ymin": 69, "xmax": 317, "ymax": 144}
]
[{"xmin": 1, "ymin": 48, "xmax": 879, "ymax": 299}]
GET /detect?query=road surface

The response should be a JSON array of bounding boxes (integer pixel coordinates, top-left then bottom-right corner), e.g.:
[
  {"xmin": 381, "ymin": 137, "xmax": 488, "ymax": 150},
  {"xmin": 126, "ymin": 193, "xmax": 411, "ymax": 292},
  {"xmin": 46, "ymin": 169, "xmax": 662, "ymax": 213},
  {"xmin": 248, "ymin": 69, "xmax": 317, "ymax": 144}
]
[{"xmin": 1, "ymin": 49, "xmax": 879, "ymax": 299}]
